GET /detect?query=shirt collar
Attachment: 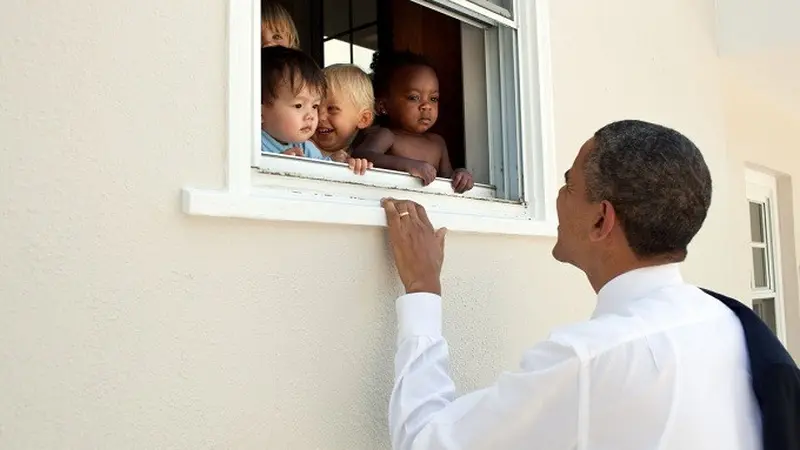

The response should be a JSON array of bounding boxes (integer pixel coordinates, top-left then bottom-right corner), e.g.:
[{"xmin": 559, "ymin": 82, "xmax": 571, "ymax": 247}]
[{"xmin": 593, "ymin": 263, "xmax": 684, "ymax": 318}]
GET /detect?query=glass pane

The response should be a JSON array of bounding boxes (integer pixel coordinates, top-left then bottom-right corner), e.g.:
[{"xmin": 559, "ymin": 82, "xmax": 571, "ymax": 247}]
[
  {"xmin": 352, "ymin": 26, "xmax": 378, "ymax": 72},
  {"xmin": 752, "ymin": 247, "xmax": 768, "ymax": 288},
  {"xmin": 352, "ymin": 0, "xmax": 377, "ymax": 29},
  {"xmin": 749, "ymin": 201, "xmax": 765, "ymax": 243},
  {"xmin": 323, "ymin": 37, "xmax": 352, "ymax": 67},
  {"xmin": 323, "ymin": 0, "xmax": 350, "ymax": 39},
  {"xmin": 471, "ymin": 0, "xmax": 512, "ymax": 14},
  {"xmin": 753, "ymin": 298, "xmax": 778, "ymax": 335}
]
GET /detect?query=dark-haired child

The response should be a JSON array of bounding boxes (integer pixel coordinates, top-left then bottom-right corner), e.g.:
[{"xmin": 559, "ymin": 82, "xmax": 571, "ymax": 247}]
[
  {"xmin": 351, "ymin": 50, "xmax": 473, "ymax": 193},
  {"xmin": 261, "ymin": 46, "xmax": 371, "ymax": 174}
]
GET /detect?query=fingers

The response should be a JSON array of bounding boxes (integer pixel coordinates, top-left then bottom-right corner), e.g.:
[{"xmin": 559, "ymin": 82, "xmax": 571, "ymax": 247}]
[
  {"xmin": 451, "ymin": 171, "xmax": 474, "ymax": 193},
  {"xmin": 346, "ymin": 158, "xmax": 372, "ymax": 175},
  {"xmin": 422, "ymin": 167, "xmax": 436, "ymax": 186},
  {"xmin": 382, "ymin": 198, "xmax": 429, "ymax": 226},
  {"xmin": 416, "ymin": 202, "xmax": 433, "ymax": 229},
  {"xmin": 381, "ymin": 197, "xmax": 401, "ymax": 226},
  {"xmin": 451, "ymin": 173, "xmax": 465, "ymax": 193},
  {"xmin": 435, "ymin": 227, "xmax": 448, "ymax": 252}
]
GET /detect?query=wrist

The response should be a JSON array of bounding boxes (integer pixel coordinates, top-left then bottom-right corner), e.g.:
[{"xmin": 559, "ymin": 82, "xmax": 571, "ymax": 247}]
[{"xmin": 405, "ymin": 279, "xmax": 441, "ymax": 296}]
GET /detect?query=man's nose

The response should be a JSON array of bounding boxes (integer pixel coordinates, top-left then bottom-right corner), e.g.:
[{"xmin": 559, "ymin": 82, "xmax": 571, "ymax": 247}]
[{"xmin": 420, "ymin": 101, "xmax": 432, "ymax": 111}]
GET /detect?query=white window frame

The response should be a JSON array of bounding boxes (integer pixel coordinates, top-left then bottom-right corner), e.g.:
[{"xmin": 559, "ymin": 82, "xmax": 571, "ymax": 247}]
[
  {"xmin": 745, "ymin": 168, "xmax": 787, "ymax": 343},
  {"xmin": 182, "ymin": 0, "xmax": 558, "ymax": 236}
]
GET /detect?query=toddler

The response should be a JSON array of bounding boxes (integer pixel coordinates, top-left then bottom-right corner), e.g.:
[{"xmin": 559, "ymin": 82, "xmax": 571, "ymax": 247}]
[
  {"xmin": 351, "ymin": 50, "xmax": 473, "ymax": 193},
  {"xmin": 261, "ymin": 1, "xmax": 299, "ymax": 49},
  {"xmin": 261, "ymin": 46, "xmax": 371, "ymax": 174},
  {"xmin": 312, "ymin": 64, "xmax": 375, "ymax": 163}
]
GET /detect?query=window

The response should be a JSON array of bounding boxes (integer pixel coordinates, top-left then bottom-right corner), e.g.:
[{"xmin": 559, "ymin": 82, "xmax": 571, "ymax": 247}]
[
  {"xmin": 182, "ymin": 0, "xmax": 557, "ymax": 235},
  {"xmin": 321, "ymin": 0, "xmax": 377, "ymax": 72},
  {"xmin": 746, "ymin": 169, "xmax": 786, "ymax": 342}
]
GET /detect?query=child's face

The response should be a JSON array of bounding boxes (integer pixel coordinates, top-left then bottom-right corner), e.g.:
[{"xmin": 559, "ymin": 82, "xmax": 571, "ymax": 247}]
[
  {"xmin": 382, "ymin": 65, "xmax": 439, "ymax": 134},
  {"xmin": 313, "ymin": 89, "xmax": 372, "ymax": 152},
  {"xmin": 262, "ymin": 21, "xmax": 291, "ymax": 48},
  {"xmin": 261, "ymin": 80, "xmax": 321, "ymax": 143}
]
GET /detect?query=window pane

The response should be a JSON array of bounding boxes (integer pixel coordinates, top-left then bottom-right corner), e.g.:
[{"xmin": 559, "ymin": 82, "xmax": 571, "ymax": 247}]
[
  {"xmin": 752, "ymin": 247, "xmax": 768, "ymax": 288},
  {"xmin": 323, "ymin": 38, "xmax": 353, "ymax": 67},
  {"xmin": 352, "ymin": 0, "xmax": 377, "ymax": 29},
  {"xmin": 749, "ymin": 201, "xmax": 765, "ymax": 243},
  {"xmin": 351, "ymin": 26, "xmax": 378, "ymax": 72},
  {"xmin": 753, "ymin": 298, "xmax": 778, "ymax": 335},
  {"xmin": 470, "ymin": 0, "xmax": 512, "ymax": 14},
  {"xmin": 323, "ymin": 0, "xmax": 350, "ymax": 38}
]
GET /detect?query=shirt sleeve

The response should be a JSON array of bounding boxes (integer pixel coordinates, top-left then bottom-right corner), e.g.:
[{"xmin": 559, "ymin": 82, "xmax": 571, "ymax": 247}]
[{"xmin": 390, "ymin": 293, "xmax": 582, "ymax": 450}]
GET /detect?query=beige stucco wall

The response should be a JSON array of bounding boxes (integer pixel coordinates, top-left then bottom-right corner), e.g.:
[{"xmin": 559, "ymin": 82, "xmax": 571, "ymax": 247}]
[
  {"xmin": 0, "ymin": 0, "xmax": 793, "ymax": 448},
  {"xmin": 722, "ymin": 72, "xmax": 800, "ymax": 357}
]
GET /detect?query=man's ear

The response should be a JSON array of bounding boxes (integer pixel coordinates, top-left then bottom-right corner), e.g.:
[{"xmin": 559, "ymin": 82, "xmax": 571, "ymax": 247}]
[
  {"xmin": 357, "ymin": 108, "xmax": 374, "ymax": 129},
  {"xmin": 589, "ymin": 200, "xmax": 617, "ymax": 242}
]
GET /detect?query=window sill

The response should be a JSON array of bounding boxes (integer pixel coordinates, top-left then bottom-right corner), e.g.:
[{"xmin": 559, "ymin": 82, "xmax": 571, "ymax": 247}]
[
  {"xmin": 182, "ymin": 171, "xmax": 557, "ymax": 236},
  {"xmin": 257, "ymin": 153, "xmax": 497, "ymax": 198}
]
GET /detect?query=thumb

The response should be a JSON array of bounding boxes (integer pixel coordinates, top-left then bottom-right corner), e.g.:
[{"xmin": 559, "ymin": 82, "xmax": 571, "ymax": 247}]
[{"xmin": 435, "ymin": 227, "xmax": 448, "ymax": 251}]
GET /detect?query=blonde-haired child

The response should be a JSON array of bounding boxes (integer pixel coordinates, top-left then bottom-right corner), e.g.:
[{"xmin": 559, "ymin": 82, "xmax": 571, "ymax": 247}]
[
  {"xmin": 261, "ymin": 1, "xmax": 299, "ymax": 49},
  {"xmin": 313, "ymin": 64, "xmax": 375, "ymax": 162}
]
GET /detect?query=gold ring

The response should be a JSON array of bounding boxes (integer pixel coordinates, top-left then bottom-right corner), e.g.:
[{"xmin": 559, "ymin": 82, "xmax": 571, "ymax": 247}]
[{"xmin": 399, "ymin": 211, "xmax": 410, "ymax": 218}]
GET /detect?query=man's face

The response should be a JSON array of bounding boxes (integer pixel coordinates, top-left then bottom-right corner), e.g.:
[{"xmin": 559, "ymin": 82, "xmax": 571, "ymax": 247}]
[
  {"xmin": 261, "ymin": 80, "xmax": 320, "ymax": 144},
  {"xmin": 313, "ymin": 88, "xmax": 372, "ymax": 153},
  {"xmin": 552, "ymin": 137, "xmax": 599, "ymax": 266},
  {"xmin": 382, "ymin": 65, "xmax": 439, "ymax": 134}
]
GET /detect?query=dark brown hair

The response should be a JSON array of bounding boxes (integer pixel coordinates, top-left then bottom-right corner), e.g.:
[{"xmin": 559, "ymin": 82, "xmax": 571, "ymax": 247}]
[{"xmin": 261, "ymin": 46, "xmax": 326, "ymax": 104}]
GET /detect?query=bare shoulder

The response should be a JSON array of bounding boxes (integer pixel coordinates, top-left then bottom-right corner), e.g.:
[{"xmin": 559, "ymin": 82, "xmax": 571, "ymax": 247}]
[
  {"xmin": 362, "ymin": 126, "xmax": 394, "ymax": 139},
  {"xmin": 355, "ymin": 126, "xmax": 395, "ymax": 150}
]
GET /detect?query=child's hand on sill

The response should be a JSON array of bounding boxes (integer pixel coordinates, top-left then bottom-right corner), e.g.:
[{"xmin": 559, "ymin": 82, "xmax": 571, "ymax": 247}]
[
  {"xmin": 347, "ymin": 157, "xmax": 373, "ymax": 176},
  {"xmin": 281, "ymin": 147, "xmax": 304, "ymax": 157},
  {"xmin": 451, "ymin": 169, "xmax": 474, "ymax": 193},
  {"xmin": 407, "ymin": 161, "xmax": 437, "ymax": 186},
  {"xmin": 329, "ymin": 150, "xmax": 350, "ymax": 163}
]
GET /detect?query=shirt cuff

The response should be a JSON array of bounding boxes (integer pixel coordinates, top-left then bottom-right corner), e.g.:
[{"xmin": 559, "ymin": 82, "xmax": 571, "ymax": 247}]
[{"xmin": 396, "ymin": 293, "xmax": 442, "ymax": 343}]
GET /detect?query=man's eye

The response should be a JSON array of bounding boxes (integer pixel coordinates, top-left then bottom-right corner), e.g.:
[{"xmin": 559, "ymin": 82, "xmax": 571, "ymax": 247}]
[
  {"xmin": 407, "ymin": 95, "xmax": 420, "ymax": 101},
  {"xmin": 430, "ymin": 97, "xmax": 439, "ymax": 103}
]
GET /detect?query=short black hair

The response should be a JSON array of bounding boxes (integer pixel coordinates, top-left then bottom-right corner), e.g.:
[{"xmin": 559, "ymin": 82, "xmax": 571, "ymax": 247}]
[
  {"xmin": 370, "ymin": 50, "xmax": 436, "ymax": 97},
  {"xmin": 585, "ymin": 120, "xmax": 713, "ymax": 261},
  {"xmin": 261, "ymin": 46, "xmax": 326, "ymax": 104}
]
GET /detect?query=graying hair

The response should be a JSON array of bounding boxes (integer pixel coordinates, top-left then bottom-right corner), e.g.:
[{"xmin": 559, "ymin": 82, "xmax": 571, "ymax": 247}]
[{"xmin": 585, "ymin": 120, "xmax": 712, "ymax": 261}]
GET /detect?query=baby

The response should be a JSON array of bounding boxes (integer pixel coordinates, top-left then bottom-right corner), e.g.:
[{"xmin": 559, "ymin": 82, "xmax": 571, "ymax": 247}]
[
  {"xmin": 312, "ymin": 64, "xmax": 375, "ymax": 163},
  {"xmin": 261, "ymin": 1, "xmax": 299, "ymax": 49},
  {"xmin": 261, "ymin": 46, "xmax": 371, "ymax": 174},
  {"xmin": 351, "ymin": 50, "xmax": 474, "ymax": 193}
]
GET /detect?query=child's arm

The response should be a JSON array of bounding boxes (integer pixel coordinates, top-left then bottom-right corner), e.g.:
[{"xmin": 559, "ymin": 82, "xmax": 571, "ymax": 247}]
[
  {"xmin": 432, "ymin": 134, "xmax": 474, "ymax": 193},
  {"xmin": 352, "ymin": 127, "xmax": 437, "ymax": 185}
]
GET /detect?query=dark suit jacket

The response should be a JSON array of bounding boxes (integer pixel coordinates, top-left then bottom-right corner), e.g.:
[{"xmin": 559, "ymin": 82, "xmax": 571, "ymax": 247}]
[{"xmin": 703, "ymin": 289, "xmax": 800, "ymax": 450}]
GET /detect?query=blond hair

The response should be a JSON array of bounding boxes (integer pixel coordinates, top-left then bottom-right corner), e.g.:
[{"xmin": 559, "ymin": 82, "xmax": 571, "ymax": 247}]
[
  {"xmin": 261, "ymin": 1, "xmax": 299, "ymax": 49},
  {"xmin": 323, "ymin": 64, "xmax": 374, "ymax": 113}
]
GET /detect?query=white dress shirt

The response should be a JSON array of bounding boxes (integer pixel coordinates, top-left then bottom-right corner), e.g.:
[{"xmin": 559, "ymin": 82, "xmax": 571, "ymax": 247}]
[{"xmin": 390, "ymin": 264, "xmax": 762, "ymax": 450}]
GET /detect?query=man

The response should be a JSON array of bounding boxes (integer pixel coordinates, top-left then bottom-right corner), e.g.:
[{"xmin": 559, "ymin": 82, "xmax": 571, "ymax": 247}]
[{"xmin": 381, "ymin": 120, "xmax": 762, "ymax": 450}]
